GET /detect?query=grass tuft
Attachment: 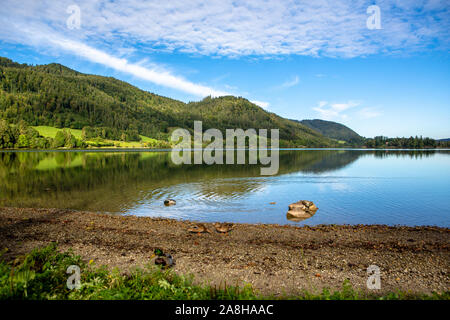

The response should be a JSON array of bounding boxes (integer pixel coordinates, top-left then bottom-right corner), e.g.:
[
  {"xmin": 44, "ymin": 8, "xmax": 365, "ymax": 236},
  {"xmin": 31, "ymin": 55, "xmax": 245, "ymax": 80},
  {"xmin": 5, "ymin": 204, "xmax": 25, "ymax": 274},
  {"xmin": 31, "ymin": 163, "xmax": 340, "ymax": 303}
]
[{"xmin": 0, "ymin": 245, "xmax": 448, "ymax": 300}]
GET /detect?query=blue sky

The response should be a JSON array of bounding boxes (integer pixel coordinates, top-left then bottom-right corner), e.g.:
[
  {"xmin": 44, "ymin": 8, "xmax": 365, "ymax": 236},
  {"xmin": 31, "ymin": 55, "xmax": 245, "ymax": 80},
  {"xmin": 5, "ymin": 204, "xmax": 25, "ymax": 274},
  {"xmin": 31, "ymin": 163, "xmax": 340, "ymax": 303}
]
[{"xmin": 0, "ymin": 0, "xmax": 449, "ymax": 138}]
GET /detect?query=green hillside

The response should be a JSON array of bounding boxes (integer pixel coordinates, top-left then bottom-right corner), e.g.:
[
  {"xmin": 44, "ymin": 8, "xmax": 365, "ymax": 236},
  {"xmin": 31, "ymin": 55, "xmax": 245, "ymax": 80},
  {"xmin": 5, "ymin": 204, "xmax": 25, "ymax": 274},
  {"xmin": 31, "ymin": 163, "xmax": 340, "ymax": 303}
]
[
  {"xmin": 185, "ymin": 96, "xmax": 331, "ymax": 147},
  {"xmin": 0, "ymin": 56, "xmax": 334, "ymax": 148},
  {"xmin": 298, "ymin": 119, "xmax": 364, "ymax": 144}
]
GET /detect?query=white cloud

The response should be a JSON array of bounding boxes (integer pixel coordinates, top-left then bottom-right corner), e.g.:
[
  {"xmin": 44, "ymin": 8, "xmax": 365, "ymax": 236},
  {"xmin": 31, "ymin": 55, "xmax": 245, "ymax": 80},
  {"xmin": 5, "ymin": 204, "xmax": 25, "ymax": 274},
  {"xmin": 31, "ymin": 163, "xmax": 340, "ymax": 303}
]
[
  {"xmin": 48, "ymin": 36, "xmax": 269, "ymax": 105},
  {"xmin": 313, "ymin": 101, "xmax": 382, "ymax": 121},
  {"xmin": 329, "ymin": 101, "xmax": 360, "ymax": 112},
  {"xmin": 50, "ymin": 36, "xmax": 269, "ymax": 105},
  {"xmin": 313, "ymin": 100, "xmax": 361, "ymax": 120},
  {"xmin": 0, "ymin": 2, "xmax": 277, "ymax": 104},
  {"xmin": 0, "ymin": 0, "xmax": 444, "ymax": 110},
  {"xmin": 251, "ymin": 100, "xmax": 270, "ymax": 110},
  {"xmin": 1, "ymin": 20, "xmax": 273, "ymax": 105},
  {"xmin": 318, "ymin": 101, "xmax": 328, "ymax": 108},
  {"xmin": 0, "ymin": 0, "xmax": 448, "ymax": 58},
  {"xmin": 280, "ymin": 75, "xmax": 300, "ymax": 89},
  {"xmin": 47, "ymin": 36, "xmax": 230, "ymax": 97}
]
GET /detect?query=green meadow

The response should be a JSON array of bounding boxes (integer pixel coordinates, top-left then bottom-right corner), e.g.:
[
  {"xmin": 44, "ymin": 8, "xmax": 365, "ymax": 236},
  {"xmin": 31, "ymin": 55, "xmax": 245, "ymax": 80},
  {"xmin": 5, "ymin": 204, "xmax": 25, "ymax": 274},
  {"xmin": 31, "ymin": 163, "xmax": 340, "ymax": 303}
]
[{"xmin": 33, "ymin": 126, "xmax": 165, "ymax": 149}]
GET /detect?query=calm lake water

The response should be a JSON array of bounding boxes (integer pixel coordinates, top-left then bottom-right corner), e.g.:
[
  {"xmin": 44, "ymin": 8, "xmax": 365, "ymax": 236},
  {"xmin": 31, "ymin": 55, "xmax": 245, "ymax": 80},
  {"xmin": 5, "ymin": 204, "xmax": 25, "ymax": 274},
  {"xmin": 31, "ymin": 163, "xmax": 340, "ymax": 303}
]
[{"xmin": 1, "ymin": 149, "xmax": 449, "ymax": 227}]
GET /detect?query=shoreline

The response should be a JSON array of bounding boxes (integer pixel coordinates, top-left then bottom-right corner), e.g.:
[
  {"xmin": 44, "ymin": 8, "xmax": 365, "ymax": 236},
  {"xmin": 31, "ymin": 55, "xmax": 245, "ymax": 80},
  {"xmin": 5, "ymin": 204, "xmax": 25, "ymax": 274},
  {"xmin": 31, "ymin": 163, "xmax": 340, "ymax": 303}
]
[{"xmin": 1, "ymin": 207, "xmax": 448, "ymax": 296}]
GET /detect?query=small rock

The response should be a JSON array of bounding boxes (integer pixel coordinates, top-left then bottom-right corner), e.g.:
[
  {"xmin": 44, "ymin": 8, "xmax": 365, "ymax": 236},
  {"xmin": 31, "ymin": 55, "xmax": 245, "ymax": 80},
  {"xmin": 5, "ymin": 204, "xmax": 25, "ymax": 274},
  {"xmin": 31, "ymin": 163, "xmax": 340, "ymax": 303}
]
[{"xmin": 164, "ymin": 199, "xmax": 176, "ymax": 206}]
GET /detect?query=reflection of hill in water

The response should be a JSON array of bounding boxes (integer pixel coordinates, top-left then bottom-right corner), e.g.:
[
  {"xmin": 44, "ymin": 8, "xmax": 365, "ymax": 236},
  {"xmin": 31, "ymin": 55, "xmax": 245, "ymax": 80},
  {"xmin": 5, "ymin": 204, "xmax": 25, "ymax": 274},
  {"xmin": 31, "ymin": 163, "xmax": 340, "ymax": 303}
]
[
  {"xmin": 288, "ymin": 150, "xmax": 361, "ymax": 173},
  {"xmin": 0, "ymin": 150, "xmax": 447, "ymax": 212}
]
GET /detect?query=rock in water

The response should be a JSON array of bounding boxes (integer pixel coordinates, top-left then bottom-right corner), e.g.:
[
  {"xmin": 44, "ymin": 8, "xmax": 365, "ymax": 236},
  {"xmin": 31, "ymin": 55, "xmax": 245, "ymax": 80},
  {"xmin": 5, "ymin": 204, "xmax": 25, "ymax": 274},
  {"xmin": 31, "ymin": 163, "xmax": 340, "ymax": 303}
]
[
  {"xmin": 286, "ymin": 200, "xmax": 318, "ymax": 221},
  {"xmin": 164, "ymin": 199, "xmax": 176, "ymax": 206}
]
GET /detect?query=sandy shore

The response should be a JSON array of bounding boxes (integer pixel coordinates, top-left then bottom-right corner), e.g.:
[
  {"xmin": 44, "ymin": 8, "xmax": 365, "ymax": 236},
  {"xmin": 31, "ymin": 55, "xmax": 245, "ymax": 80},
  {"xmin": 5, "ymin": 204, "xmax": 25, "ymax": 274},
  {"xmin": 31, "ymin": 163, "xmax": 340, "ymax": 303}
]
[{"xmin": 0, "ymin": 207, "xmax": 448, "ymax": 296}]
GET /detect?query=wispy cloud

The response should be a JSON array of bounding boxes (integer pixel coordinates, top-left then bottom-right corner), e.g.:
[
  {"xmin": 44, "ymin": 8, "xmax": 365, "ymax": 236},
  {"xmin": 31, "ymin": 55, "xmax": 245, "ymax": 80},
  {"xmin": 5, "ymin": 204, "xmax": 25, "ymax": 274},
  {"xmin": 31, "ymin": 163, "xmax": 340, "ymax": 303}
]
[
  {"xmin": 251, "ymin": 100, "xmax": 270, "ymax": 110},
  {"xmin": 279, "ymin": 75, "xmax": 300, "ymax": 89},
  {"xmin": 47, "ymin": 36, "xmax": 230, "ymax": 97},
  {"xmin": 57, "ymin": 37, "xmax": 268, "ymax": 106},
  {"xmin": 1, "ymin": 0, "xmax": 449, "ymax": 59},
  {"xmin": 358, "ymin": 107, "xmax": 382, "ymax": 119},
  {"xmin": 0, "ymin": 0, "xmax": 446, "ymax": 111},
  {"xmin": 0, "ymin": 18, "xmax": 272, "ymax": 104},
  {"xmin": 313, "ymin": 100, "xmax": 361, "ymax": 121},
  {"xmin": 48, "ymin": 35, "xmax": 270, "ymax": 105},
  {"xmin": 313, "ymin": 101, "xmax": 382, "ymax": 121}
]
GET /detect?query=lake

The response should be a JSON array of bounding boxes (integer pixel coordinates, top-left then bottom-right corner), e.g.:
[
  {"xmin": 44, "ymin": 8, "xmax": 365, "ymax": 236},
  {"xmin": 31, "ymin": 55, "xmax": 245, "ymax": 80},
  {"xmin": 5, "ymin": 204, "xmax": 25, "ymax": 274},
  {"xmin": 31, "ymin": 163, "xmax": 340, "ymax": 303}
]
[{"xmin": 0, "ymin": 149, "xmax": 449, "ymax": 227}]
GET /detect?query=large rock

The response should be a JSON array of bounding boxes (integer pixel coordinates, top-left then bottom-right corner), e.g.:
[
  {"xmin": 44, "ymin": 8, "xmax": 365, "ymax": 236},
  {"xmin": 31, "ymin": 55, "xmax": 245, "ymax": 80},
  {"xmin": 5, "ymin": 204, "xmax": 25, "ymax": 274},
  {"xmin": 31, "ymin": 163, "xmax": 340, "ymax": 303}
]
[{"xmin": 286, "ymin": 200, "xmax": 318, "ymax": 221}]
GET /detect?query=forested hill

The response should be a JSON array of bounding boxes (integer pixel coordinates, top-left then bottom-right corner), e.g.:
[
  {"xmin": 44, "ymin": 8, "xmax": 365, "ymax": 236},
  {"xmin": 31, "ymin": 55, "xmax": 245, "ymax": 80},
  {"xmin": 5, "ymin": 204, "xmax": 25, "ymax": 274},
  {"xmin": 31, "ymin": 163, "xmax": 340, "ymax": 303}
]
[
  {"xmin": 298, "ymin": 119, "xmax": 364, "ymax": 144},
  {"xmin": 0, "ymin": 56, "xmax": 334, "ymax": 147}
]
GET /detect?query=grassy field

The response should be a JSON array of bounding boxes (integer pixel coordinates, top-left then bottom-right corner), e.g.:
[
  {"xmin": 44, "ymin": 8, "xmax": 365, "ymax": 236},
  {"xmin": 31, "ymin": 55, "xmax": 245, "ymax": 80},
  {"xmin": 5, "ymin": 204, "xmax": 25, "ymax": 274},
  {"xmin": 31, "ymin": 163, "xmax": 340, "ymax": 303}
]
[
  {"xmin": 0, "ymin": 245, "xmax": 447, "ymax": 300},
  {"xmin": 33, "ymin": 126, "xmax": 83, "ymax": 139},
  {"xmin": 33, "ymin": 126, "xmax": 164, "ymax": 149}
]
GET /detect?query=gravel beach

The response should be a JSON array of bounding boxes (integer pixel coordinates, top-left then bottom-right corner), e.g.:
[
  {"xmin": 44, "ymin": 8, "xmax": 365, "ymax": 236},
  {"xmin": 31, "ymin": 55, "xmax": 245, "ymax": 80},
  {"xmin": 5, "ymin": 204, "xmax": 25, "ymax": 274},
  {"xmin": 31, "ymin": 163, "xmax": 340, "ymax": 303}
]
[{"xmin": 0, "ymin": 207, "xmax": 448, "ymax": 296}]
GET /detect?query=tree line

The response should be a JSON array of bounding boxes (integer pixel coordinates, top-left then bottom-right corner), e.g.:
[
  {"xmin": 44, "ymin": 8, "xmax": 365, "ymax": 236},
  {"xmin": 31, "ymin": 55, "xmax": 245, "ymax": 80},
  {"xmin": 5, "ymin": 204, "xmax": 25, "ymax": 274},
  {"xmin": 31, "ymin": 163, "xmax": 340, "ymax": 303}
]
[
  {"xmin": 0, "ymin": 120, "xmax": 84, "ymax": 149},
  {"xmin": 364, "ymin": 136, "xmax": 450, "ymax": 149},
  {"xmin": 81, "ymin": 126, "xmax": 140, "ymax": 142}
]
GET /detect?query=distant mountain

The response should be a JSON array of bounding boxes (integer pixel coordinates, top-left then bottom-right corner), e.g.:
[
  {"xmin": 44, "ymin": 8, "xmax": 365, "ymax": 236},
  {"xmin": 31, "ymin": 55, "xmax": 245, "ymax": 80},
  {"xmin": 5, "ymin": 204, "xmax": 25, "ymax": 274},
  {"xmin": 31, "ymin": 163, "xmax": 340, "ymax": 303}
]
[
  {"xmin": 295, "ymin": 119, "xmax": 364, "ymax": 144},
  {"xmin": 438, "ymin": 138, "xmax": 450, "ymax": 142},
  {"xmin": 0, "ymin": 56, "xmax": 335, "ymax": 148}
]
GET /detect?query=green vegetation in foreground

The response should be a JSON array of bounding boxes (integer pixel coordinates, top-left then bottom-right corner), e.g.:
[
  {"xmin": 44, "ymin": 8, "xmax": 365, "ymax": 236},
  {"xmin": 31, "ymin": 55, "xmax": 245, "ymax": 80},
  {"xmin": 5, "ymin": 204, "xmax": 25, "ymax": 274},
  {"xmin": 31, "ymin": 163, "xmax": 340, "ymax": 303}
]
[{"xmin": 1, "ymin": 245, "xmax": 448, "ymax": 300}]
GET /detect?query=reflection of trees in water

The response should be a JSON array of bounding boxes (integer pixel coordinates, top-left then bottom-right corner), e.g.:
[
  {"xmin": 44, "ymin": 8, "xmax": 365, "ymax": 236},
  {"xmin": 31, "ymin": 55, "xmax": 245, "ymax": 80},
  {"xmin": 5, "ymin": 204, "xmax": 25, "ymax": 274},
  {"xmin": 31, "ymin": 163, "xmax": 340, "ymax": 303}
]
[
  {"xmin": 291, "ymin": 149, "xmax": 448, "ymax": 173},
  {"xmin": 0, "ymin": 149, "xmax": 447, "ymax": 212},
  {"xmin": 291, "ymin": 150, "xmax": 361, "ymax": 173},
  {"xmin": 370, "ymin": 150, "xmax": 448, "ymax": 159}
]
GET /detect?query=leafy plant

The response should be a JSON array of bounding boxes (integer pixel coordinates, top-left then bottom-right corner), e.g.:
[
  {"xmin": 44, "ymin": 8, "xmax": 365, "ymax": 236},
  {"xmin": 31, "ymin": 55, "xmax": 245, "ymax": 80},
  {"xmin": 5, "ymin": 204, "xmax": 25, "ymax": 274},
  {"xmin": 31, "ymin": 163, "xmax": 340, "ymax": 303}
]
[{"xmin": 0, "ymin": 245, "xmax": 448, "ymax": 300}]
